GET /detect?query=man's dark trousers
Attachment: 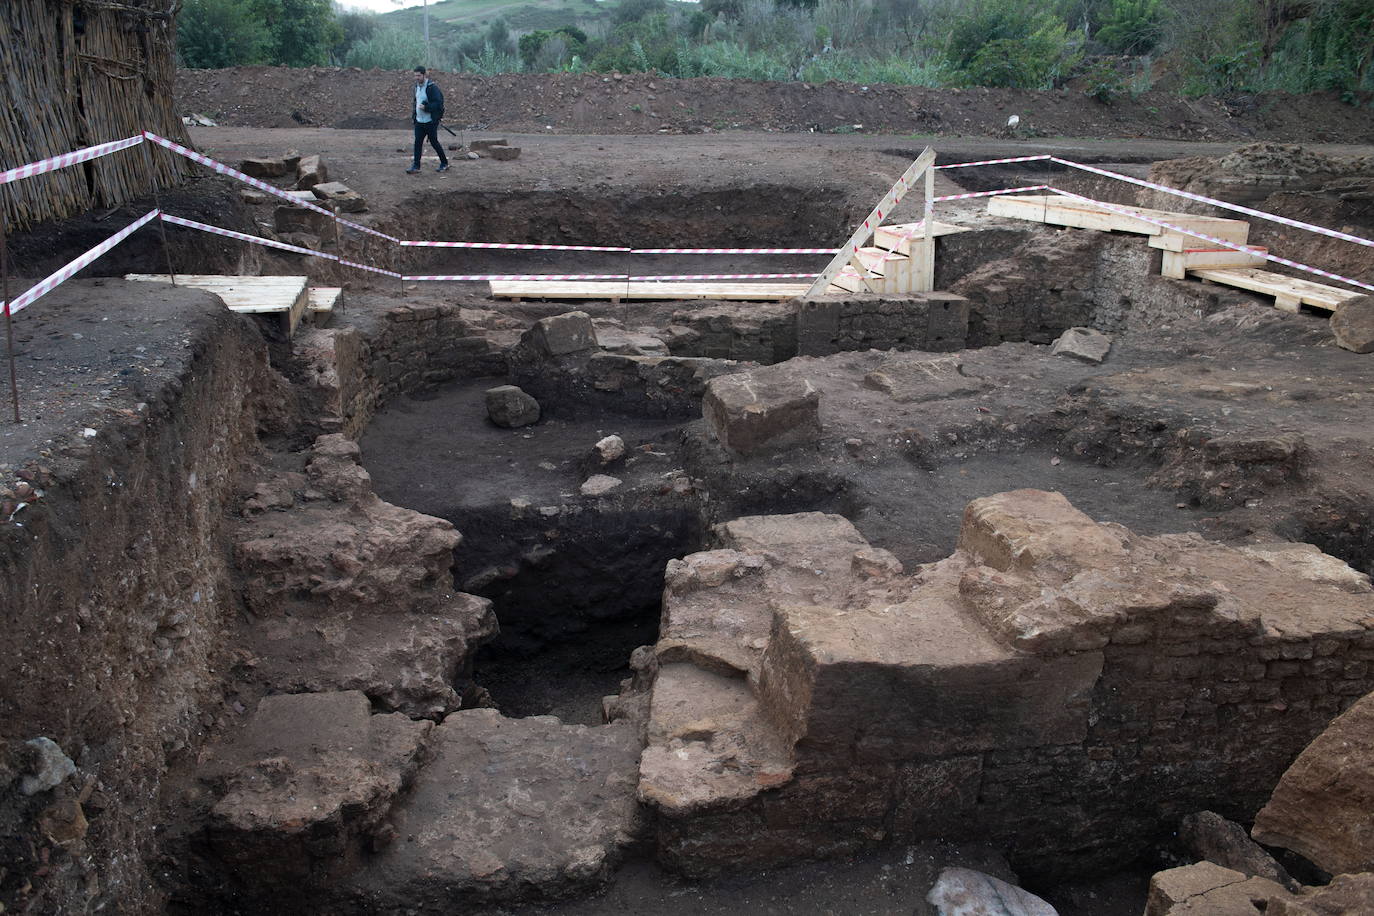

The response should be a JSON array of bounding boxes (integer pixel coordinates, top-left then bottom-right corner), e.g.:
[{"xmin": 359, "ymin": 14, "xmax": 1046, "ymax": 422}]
[{"xmin": 413, "ymin": 121, "xmax": 448, "ymax": 169}]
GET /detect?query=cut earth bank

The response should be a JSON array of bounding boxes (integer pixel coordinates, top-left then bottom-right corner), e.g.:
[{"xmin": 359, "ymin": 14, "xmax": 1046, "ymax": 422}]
[{"xmin": 3, "ymin": 135, "xmax": 1374, "ymax": 916}]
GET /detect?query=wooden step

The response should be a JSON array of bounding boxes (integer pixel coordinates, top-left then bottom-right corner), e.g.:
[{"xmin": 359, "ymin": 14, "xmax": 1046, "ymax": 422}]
[
  {"xmin": 489, "ymin": 280, "xmax": 810, "ymax": 302},
  {"xmin": 307, "ymin": 287, "xmax": 342, "ymax": 324},
  {"xmin": 989, "ymin": 194, "xmax": 1250, "ymax": 246},
  {"xmin": 873, "ymin": 220, "xmax": 967, "ymax": 256},
  {"xmin": 1161, "ymin": 246, "xmax": 1268, "ymax": 280},
  {"xmin": 829, "ymin": 265, "xmax": 873, "ymax": 294},
  {"xmin": 125, "ymin": 273, "xmax": 310, "ymax": 335},
  {"xmin": 1189, "ymin": 267, "xmax": 1364, "ymax": 313}
]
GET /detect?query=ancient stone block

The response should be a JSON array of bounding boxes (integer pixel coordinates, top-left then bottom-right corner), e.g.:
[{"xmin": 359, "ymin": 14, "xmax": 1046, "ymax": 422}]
[
  {"xmin": 273, "ymin": 203, "xmax": 331, "ymax": 235},
  {"xmin": 527, "ymin": 310, "xmax": 598, "ymax": 356},
  {"xmin": 863, "ymin": 353, "xmax": 987, "ymax": 403},
  {"xmin": 703, "ymin": 366, "xmax": 820, "ymax": 455},
  {"xmin": 1266, "ymin": 873, "xmax": 1374, "ymax": 915},
  {"xmin": 198, "ymin": 691, "xmax": 431, "ymax": 885},
  {"xmin": 1179, "ymin": 811, "xmax": 1295, "ymax": 888},
  {"xmin": 238, "ymin": 157, "xmax": 288, "ymax": 178},
  {"xmin": 310, "ymin": 181, "xmax": 367, "ymax": 213},
  {"xmin": 1252, "ymin": 690, "xmax": 1374, "ymax": 874},
  {"xmin": 348, "ymin": 710, "xmax": 641, "ymax": 906},
  {"xmin": 485, "ymin": 384, "xmax": 540, "ymax": 428},
  {"xmin": 1331, "ymin": 294, "xmax": 1374, "ymax": 354},
  {"xmin": 468, "ymin": 138, "xmax": 508, "ymax": 152},
  {"xmin": 295, "ymin": 154, "xmax": 327, "ymax": 190},
  {"xmin": 1145, "ymin": 862, "xmax": 1292, "ymax": 916}
]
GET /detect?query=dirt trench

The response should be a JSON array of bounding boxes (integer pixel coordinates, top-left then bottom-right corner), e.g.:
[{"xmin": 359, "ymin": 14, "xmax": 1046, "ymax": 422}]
[{"xmin": 5, "ymin": 137, "xmax": 1374, "ymax": 916}]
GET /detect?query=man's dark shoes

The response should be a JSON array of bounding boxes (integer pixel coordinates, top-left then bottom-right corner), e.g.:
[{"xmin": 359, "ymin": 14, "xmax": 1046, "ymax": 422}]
[
  {"xmin": 437, "ymin": 163, "xmax": 450, "ymax": 172},
  {"xmin": 405, "ymin": 166, "xmax": 421, "ymax": 174}
]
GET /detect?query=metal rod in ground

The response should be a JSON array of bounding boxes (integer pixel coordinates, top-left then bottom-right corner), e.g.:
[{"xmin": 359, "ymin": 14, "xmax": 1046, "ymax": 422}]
[
  {"xmin": 142, "ymin": 141, "xmax": 177, "ymax": 285},
  {"xmin": 1, "ymin": 194, "xmax": 20, "ymax": 423}
]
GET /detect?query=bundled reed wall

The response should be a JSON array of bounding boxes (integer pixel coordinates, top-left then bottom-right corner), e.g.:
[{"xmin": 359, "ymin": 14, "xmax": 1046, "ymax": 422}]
[{"xmin": 0, "ymin": 0, "xmax": 195, "ymax": 231}]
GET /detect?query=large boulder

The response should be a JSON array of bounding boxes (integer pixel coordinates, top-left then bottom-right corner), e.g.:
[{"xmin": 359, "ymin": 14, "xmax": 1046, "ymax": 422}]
[
  {"xmin": 527, "ymin": 311, "xmax": 598, "ymax": 357},
  {"xmin": 927, "ymin": 867, "xmax": 1057, "ymax": 915},
  {"xmin": 1252, "ymin": 690, "xmax": 1374, "ymax": 875},
  {"xmin": 703, "ymin": 365, "xmax": 821, "ymax": 455},
  {"xmin": 1179, "ymin": 811, "xmax": 1295, "ymax": 889},
  {"xmin": 1050, "ymin": 326, "xmax": 1112, "ymax": 364},
  {"xmin": 1331, "ymin": 295, "xmax": 1374, "ymax": 354},
  {"xmin": 485, "ymin": 384, "xmax": 540, "ymax": 428}
]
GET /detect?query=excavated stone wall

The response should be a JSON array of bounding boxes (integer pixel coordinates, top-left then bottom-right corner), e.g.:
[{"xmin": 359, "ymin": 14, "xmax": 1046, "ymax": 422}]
[
  {"xmin": 634, "ymin": 493, "xmax": 1374, "ymax": 882},
  {"xmin": 0, "ymin": 286, "xmax": 280, "ymax": 914}
]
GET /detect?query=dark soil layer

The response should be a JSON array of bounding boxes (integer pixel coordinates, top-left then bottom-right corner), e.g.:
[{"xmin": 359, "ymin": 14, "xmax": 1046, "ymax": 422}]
[{"xmin": 177, "ymin": 67, "xmax": 1374, "ymax": 143}]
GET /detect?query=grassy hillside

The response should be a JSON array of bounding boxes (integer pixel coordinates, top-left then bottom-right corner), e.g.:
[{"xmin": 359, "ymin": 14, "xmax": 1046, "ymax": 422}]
[{"xmin": 380, "ymin": 0, "xmax": 618, "ymax": 42}]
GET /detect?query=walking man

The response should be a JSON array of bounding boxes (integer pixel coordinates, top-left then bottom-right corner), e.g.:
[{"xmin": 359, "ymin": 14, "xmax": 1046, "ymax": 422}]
[{"xmin": 407, "ymin": 66, "xmax": 448, "ymax": 174}]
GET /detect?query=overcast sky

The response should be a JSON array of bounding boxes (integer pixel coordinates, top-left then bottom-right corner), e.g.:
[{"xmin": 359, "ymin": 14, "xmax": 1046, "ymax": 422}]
[{"xmin": 337, "ymin": 0, "xmax": 428, "ymax": 12}]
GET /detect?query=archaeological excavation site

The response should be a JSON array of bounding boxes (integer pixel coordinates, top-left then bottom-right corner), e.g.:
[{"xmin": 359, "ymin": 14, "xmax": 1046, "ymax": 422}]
[{"xmin": 5, "ymin": 5, "xmax": 1374, "ymax": 916}]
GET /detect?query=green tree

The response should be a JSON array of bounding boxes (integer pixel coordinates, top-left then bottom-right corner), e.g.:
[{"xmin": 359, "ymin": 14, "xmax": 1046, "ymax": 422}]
[
  {"xmin": 1096, "ymin": 0, "xmax": 1163, "ymax": 53},
  {"xmin": 333, "ymin": 10, "xmax": 379, "ymax": 64},
  {"xmin": 250, "ymin": 0, "xmax": 342, "ymax": 67},
  {"xmin": 178, "ymin": 0, "xmax": 270, "ymax": 68}
]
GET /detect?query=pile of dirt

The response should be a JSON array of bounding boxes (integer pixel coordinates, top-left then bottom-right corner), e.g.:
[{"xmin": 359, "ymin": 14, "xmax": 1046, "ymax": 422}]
[{"xmin": 175, "ymin": 67, "xmax": 1374, "ymax": 143}]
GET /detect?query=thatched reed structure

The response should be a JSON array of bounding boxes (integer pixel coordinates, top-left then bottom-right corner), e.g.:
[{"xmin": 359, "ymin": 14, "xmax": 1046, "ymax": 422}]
[{"xmin": 0, "ymin": 0, "xmax": 195, "ymax": 232}]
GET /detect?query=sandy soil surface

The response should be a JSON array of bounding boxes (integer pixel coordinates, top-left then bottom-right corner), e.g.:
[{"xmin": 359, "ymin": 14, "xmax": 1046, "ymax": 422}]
[{"xmin": 177, "ymin": 67, "xmax": 1374, "ymax": 144}]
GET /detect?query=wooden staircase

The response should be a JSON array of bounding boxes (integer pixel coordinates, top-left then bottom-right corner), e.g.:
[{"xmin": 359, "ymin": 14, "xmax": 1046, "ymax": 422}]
[
  {"xmin": 829, "ymin": 221, "xmax": 969, "ymax": 293},
  {"xmin": 987, "ymin": 193, "xmax": 1365, "ymax": 315}
]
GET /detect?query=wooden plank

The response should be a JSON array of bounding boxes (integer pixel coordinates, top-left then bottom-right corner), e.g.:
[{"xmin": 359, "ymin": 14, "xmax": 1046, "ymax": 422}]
[
  {"xmin": 805, "ymin": 147, "xmax": 936, "ymax": 297},
  {"xmin": 1188, "ymin": 267, "xmax": 1364, "ymax": 312},
  {"xmin": 991, "ymin": 195, "xmax": 1249, "ymax": 245},
  {"xmin": 1161, "ymin": 246, "xmax": 1267, "ymax": 279},
  {"xmin": 489, "ymin": 281, "xmax": 810, "ymax": 302},
  {"xmin": 308, "ymin": 287, "xmax": 343, "ymax": 312},
  {"xmin": 917, "ymin": 165, "xmax": 935, "ymax": 292}
]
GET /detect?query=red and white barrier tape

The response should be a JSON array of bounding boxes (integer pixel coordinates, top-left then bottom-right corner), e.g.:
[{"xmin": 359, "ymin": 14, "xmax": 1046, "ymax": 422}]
[
  {"xmin": 401, "ymin": 240, "xmax": 630, "ymax": 252},
  {"xmin": 934, "ymin": 154, "xmax": 1054, "ymax": 170},
  {"xmin": 631, "ymin": 247, "xmax": 837, "ymax": 255},
  {"xmin": 160, "ymin": 213, "xmax": 337, "ymax": 260},
  {"xmin": 0, "ymin": 135, "xmax": 146, "ymax": 186},
  {"xmin": 141, "ymin": 132, "xmax": 399, "ymax": 243},
  {"xmin": 404, "ymin": 274, "xmax": 629, "ymax": 282},
  {"xmin": 1047, "ymin": 187, "xmax": 1374, "ymax": 293},
  {"xmin": 5, "ymin": 209, "xmax": 161, "ymax": 315},
  {"xmin": 338, "ymin": 258, "xmax": 403, "ymax": 278},
  {"xmin": 402, "ymin": 273, "xmax": 820, "ymax": 282},
  {"xmin": 934, "ymin": 185, "xmax": 1050, "ymax": 203},
  {"xmin": 1049, "ymin": 157, "xmax": 1374, "ymax": 250}
]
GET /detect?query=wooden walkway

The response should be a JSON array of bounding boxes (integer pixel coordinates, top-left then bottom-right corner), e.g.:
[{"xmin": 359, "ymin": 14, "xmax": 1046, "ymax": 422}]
[{"xmin": 124, "ymin": 274, "xmax": 338, "ymax": 334}]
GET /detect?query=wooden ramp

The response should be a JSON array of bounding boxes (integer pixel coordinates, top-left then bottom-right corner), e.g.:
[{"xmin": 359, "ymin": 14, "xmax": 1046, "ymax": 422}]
[
  {"xmin": 490, "ymin": 280, "xmax": 811, "ymax": 302},
  {"xmin": 988, "ymin": 194, "xmax": 1250, "ymax": 246},
  {"xmin": 988, "ymin": 192, "xmax": 1364, "ymax": 317},
  {"xmin": 1190, "ymin": 268, "xmax": 1364, "ymax": 313},
  {"xmin": 125, "ymin": 274, "xmax": 311, "ymax": 334}
]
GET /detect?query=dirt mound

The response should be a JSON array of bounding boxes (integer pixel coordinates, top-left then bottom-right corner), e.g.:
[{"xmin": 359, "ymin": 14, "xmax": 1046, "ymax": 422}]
[{"xmin": 175, "ymin": 67, "xmax": 1374, "ymax": 143}]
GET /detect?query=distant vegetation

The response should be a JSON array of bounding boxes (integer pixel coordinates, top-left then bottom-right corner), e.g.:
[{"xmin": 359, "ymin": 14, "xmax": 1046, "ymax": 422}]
[{"xmin": 177, "ymin": 0, "xmax": 1374, "ymax": 98}]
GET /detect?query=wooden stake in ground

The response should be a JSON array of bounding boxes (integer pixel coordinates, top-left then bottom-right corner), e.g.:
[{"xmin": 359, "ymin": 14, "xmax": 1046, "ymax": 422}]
[
  {"xmin": 142, "ymin": 140, "xmax": 177, "ymax": 285},
  {"xmin": 1, "ymin": 192, "xmax": 20, "ymax": 423}
]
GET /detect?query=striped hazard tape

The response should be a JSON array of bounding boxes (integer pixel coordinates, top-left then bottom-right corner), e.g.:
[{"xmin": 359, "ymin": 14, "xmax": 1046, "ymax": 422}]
[
  {"xmin": 5, "ymin": 209, "xmax": 161, "ymax": 315},
  {"xmin": 0, "ymin": 135, "xmax": 146, "ymax": 186}
]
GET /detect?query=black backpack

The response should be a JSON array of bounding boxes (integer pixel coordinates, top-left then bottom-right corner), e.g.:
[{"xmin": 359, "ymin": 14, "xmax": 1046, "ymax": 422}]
[{"xmin": 426, "ymin": 83, "xmax": 445, "ymax": 122}]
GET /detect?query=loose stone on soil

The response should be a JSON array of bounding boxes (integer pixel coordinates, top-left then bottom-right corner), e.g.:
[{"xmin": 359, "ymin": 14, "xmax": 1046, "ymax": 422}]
[
  {"xmin": 926, "ymin": 867, "xmax": 1058, "ymax": 915},
  {"xmin": 20, "ymin": 737, "xmax": 76, "ymax": 795},
  {"xmin": 485, "ymin": 385, "xmax": 541, "ymax": 428},
  {"xmin": 310, "ymin": 181, "xmax": 367, "ymax": 213},
  {"xmin": 580, "ymin": 474, "xmax": 622, "ymax": 497},
  {"xmin": 703, "ymin": 364, "xmax": 821, "ymax": 455},
  {"xmin": 1050, "ymin": 326, "xmax": 1113, "ymax": 364},
  {"xmin": 1330, "ymin": 295, "xmax": 1374, "ymax": 353}
]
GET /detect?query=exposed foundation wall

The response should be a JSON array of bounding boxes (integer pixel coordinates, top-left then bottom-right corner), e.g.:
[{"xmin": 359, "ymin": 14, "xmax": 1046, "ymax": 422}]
[{"xmin": 0, "ymin": 293, "xmax": 278, "ymax": 914}]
